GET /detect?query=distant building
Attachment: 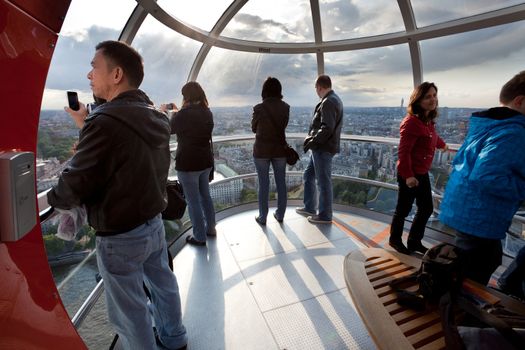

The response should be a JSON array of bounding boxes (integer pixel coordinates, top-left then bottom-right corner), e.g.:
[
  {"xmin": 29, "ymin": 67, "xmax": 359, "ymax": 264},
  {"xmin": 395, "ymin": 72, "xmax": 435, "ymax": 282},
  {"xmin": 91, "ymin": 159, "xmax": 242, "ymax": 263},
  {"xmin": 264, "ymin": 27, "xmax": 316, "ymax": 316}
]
[{"xmin": 211, "ymin": 180, "xmax": 243, "ymax": 206}]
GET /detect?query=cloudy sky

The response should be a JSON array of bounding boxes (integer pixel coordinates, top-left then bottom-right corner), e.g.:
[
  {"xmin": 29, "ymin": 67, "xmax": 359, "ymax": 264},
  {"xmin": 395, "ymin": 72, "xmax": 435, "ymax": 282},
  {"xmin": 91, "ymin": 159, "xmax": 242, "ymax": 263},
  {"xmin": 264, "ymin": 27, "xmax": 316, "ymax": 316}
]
[{"xmin": 42, "ymin": 0, "xmax": 525, "ymax": 109}]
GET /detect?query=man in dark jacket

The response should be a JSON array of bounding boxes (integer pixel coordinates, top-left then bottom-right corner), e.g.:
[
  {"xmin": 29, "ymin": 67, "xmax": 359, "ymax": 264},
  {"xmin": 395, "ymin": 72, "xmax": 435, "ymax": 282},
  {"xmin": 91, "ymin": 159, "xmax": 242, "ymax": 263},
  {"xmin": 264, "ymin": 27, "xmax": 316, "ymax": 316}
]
[
  {"xmin": 297, "ymin": 75, "xmax": 344, "ymax": 224},
  {"xmin": 47, "ymin": 41, "xmax": 187, "ymax": 350}
]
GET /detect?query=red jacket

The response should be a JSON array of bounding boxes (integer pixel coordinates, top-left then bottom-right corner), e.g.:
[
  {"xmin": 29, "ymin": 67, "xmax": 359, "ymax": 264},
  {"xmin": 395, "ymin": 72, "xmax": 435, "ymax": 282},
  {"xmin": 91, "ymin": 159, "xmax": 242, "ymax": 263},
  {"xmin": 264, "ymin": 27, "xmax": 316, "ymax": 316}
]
[{"xmin": 397, "ymin": 114, "xmax": 446, "ymax": 179}]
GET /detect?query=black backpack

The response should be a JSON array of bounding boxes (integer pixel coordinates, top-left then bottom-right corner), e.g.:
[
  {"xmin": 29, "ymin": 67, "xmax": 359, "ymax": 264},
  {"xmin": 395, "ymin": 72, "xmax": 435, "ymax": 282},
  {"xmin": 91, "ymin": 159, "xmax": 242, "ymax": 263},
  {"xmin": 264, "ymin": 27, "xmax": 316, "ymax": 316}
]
[{"xmin": 389, "ymin": 243, "xmax": 466, "ymax": 310}]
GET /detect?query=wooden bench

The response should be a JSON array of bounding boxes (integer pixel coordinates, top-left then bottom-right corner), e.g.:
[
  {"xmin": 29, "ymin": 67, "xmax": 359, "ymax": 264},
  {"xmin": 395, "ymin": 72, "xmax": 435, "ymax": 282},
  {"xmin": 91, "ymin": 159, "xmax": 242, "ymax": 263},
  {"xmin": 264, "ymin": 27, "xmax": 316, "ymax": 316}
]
[{"xmin": 343, "ymin": 248, "xmax": 525, "ymax": 350}]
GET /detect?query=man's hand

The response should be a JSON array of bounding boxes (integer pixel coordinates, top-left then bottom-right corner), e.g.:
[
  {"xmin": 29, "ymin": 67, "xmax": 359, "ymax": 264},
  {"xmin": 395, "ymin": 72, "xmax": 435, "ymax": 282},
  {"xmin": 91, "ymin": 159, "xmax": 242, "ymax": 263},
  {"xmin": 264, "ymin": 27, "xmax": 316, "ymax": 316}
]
[
  {"xmin": 303, "ymin": 136, "xmax": 314, "ymax": 153},
  {"xmin": 406, "ymin": 176, "xmax": 419, "ymax": 188},
  {"xmin": 65, "ymin": 103, "xmax": 88, "ymax": 129}
]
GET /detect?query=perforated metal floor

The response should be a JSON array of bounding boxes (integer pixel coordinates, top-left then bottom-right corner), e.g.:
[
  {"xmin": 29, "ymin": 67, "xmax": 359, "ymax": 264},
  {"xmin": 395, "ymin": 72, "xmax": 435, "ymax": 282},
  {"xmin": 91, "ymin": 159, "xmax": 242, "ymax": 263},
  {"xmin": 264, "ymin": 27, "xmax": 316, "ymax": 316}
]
[{"xmin": 171, "ymin": 207, "xmax": 379, "ymax": 350}]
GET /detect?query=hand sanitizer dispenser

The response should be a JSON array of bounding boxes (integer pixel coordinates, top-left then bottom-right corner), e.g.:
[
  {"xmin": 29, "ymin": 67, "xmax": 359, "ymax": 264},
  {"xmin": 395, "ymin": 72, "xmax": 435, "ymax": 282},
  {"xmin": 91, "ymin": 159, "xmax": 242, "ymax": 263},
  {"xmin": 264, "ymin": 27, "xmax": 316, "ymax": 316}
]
[{"xmin": 0, "ymin": 151, "xmax": 37, "ymax": 242}]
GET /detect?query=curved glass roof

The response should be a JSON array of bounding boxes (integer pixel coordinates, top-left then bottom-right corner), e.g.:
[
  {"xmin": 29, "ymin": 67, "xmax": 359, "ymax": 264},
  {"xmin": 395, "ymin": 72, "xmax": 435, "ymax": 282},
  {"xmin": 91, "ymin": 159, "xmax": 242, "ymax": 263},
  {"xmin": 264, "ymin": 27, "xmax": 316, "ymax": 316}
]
[{"xmin": 42, "ymin": 0, "xmax": 525, "ymax": 109}]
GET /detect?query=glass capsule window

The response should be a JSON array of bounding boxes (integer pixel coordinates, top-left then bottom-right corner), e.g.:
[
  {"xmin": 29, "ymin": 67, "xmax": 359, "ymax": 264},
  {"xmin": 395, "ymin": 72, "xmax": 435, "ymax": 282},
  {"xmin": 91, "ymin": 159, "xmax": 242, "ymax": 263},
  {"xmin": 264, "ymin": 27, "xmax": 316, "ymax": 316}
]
[{"xmin": 132, "ymin": 15, "xmax": 202, "ymax": 105}]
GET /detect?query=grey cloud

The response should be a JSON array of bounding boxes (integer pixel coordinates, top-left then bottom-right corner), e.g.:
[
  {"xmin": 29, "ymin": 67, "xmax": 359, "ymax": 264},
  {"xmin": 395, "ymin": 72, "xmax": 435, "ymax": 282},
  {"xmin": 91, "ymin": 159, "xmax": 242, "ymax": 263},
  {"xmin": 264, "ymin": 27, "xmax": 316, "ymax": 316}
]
[
  {"xmin": 133, "ymin": 32, "xmax": 202, "ymax": 104},
  {"xmin": 319, "ymin": 0, "xmax": 360, "ymax": 40},
  {"xmin": 422, "ymin": 21, "xmax": 525, "ymax": 72},
  {"xmin": 45, "ymin": 26, "xmax": 120, "ymax": 91},
  {"xmin": 351, "ymin": 87, "xmax": 386, "ymax": 94},
  {"xmin": 234, "ymin": 13, "xmax": 298, "ymax": 37},
  {"xmin": 412, "ymin": 1, "xmax": 513, "ymax": 27},
  {"xmin": 222, "ymin": 6, "xmax": 313, "ymax": 42}
]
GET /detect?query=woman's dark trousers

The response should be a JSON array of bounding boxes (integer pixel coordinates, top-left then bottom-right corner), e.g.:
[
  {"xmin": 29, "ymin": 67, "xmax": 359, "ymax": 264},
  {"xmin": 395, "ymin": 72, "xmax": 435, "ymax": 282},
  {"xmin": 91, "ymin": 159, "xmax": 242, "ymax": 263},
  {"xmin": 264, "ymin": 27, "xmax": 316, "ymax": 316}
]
[{"xmin": 390, "ymin": 173, "xmax": 433, "ymax": 245}]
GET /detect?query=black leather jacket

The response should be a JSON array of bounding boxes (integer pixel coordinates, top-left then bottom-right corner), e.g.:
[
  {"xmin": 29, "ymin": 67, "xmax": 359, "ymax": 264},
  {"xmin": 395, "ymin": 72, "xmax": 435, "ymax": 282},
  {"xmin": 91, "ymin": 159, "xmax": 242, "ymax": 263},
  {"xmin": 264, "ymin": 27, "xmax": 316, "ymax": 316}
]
[
  {"xmin": 47, "ymin": 90, "xmax": 171, "ymax": 235},
  {"xmin": 306, "ymin": 90, "xmax": 344, "ymax": 154},
  {"xmin": 251, "ymin": 97, "xmax": 290, "ymax": 158}
]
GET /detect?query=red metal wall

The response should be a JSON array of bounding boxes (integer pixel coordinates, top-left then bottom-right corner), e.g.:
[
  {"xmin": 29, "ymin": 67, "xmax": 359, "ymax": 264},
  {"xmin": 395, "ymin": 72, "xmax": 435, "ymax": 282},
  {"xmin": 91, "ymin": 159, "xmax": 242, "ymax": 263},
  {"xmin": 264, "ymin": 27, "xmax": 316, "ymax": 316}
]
[{"xmin": 0, "ymin": 0, "xmax": 87, "ymax": 348}]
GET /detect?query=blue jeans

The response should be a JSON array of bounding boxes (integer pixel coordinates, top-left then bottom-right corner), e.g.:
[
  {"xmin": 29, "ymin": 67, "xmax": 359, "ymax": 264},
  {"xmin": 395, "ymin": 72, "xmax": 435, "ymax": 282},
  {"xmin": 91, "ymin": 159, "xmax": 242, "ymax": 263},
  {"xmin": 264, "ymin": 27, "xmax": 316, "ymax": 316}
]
[
  {"xmin": 177, "ymin": 167, "xmax": 216, "ymax": 242},
  {"xmin": 254, "ymin": 157, "xmax": 287, "ymax": 221},
  {"xmin": 303, "ymin": 150, "xmax": 334, "ymax": 220},
  {"xmin": 96, "ymin": 215, "xmax": 187, "ymax": 350}
]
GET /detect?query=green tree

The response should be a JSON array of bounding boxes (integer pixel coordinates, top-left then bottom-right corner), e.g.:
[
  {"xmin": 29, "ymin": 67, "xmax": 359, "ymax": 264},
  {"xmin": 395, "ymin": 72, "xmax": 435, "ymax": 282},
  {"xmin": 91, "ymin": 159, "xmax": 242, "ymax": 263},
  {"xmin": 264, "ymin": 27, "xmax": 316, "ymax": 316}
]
[
  {"xmin": 43, "ymin": 234, "xmax": 66, "ymax": 256},
  {"xmin": 37, "ymin": 129, "xmax": 76, "ymax": 161},
  {"xmin": 241, "ymin": 188, "xmax": 257, "ymax": 203}
]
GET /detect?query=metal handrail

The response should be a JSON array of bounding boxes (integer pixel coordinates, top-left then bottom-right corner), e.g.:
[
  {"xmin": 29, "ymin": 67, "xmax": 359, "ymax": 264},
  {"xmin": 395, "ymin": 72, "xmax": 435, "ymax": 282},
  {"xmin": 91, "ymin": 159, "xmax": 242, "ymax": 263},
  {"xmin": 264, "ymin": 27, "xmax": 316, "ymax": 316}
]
[
  {"xmin": 38, "ymin": 133, "xmax": 458, "ymax": 215},
  {"xmin": 71, "ymin": 279, "xmax": 104, "ymax": 328},
  {"xmin": 169, "ymin": 133, "xmax": 461, "ymax": 152}
]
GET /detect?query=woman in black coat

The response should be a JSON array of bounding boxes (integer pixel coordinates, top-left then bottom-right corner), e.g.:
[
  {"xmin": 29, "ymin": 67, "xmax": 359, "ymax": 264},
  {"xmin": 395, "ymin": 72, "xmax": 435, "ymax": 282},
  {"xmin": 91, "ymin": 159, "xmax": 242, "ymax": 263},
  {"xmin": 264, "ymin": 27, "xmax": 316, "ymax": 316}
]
[
  {"xmin": 169, "ymin": 82, "xmax": 215, "ymax": 246},
  {"xmin": 251, "ymin": 77, "xmax": 290, "ymax": 225}
]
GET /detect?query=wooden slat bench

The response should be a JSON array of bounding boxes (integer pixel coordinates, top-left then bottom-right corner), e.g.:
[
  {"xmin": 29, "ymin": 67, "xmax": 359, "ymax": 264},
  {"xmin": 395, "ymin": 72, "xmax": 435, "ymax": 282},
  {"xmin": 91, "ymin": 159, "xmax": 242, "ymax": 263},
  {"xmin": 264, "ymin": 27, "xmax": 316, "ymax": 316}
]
[{"xmin": 343, "ymin": 248, "xmax": 525, "ymax": 350}]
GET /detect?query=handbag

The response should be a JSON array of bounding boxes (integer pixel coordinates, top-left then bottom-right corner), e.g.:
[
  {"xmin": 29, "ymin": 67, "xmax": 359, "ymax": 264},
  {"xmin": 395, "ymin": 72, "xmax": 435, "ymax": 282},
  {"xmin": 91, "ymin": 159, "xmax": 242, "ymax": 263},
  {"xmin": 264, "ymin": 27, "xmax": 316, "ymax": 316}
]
[
  {"xmin": 161, "ymin": 180, "xmax": 186, "ymax": 220},
  {"xmin": 209, "ymin": 138, "xmax": 215, "ymax": 182},
  {"xmin": 260, "ymin": 104, "xmax": 298, "ymax": 165}
]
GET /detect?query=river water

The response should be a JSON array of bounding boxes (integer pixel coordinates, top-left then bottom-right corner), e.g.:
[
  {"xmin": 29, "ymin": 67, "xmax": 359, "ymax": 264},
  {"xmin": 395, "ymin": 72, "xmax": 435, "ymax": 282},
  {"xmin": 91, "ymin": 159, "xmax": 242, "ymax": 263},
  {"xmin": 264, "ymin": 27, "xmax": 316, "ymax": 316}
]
[{"xmin": 52, "ymin": 252, "xmax": 115, "ymax": 349}]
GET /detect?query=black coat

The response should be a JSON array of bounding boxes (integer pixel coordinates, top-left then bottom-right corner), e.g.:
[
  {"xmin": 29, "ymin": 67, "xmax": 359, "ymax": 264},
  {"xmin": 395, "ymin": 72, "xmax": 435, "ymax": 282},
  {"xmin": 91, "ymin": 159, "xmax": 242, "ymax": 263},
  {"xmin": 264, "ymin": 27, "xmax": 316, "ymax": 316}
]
[
  {"xmin": 251, "ymin": 97, "xmax": 290, "ymax": 158},
  {"xmin": 170, "ymin": 104, "xmax": 214, "ymax": 171}
]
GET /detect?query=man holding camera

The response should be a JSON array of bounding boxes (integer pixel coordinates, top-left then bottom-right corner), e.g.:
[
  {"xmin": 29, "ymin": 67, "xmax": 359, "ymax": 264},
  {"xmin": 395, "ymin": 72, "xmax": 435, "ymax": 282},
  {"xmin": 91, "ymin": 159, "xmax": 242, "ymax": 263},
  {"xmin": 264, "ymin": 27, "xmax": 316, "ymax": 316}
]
[
  {"xmin": 48, "ymin": 40, "xmax": 187, "ymax": 350},
  {"xmin": 296, "ymin": 75, "xmax": 344, "ymax": 224}
]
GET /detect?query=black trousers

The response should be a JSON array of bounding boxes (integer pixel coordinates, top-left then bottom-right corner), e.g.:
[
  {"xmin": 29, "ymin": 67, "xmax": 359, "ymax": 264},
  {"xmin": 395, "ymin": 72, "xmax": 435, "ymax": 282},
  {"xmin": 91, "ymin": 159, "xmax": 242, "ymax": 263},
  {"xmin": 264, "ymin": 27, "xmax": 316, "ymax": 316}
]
[
  {"xmin": 454, "ymin": 231, "xmax": 502, "ymax": 286},
  {"xmin": 390, "ymin": 173, "xmax": 433, "ymax": 244}
]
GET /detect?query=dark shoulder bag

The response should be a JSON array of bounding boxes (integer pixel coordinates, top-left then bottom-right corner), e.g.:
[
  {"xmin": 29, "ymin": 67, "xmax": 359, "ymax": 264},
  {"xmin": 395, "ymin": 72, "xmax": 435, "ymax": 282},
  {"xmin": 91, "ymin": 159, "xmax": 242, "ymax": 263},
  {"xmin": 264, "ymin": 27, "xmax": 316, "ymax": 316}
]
[
  {"xmin": 209, "ymin": 137, "xmax": 215, "ymax": 182},
  {"xmin": 162, "ymin": 180, "xmax": 186, "ymax": 220}
]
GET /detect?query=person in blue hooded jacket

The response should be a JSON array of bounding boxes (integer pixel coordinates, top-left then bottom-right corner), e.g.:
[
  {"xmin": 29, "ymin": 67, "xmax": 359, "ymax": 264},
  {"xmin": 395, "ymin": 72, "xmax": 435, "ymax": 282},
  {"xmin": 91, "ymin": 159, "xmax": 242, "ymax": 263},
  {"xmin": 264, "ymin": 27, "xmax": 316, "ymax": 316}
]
[{"xmin": 440, "ymin": 71, "xmax": 525, "ymax": 285}]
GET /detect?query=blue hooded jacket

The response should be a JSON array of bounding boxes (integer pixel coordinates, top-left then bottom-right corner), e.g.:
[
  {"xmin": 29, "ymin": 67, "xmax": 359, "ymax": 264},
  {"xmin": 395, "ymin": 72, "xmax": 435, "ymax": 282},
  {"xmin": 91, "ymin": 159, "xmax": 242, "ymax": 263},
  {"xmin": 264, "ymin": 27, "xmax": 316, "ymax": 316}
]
[{"xmin": 439, "ymin": 107, "xmax": 525, "ymax": 239}]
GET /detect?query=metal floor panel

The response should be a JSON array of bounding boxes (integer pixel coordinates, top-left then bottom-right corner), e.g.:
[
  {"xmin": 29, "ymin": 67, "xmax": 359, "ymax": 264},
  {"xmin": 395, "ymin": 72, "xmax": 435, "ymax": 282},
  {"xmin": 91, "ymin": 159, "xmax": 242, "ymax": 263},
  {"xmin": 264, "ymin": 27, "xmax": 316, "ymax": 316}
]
[
  {"xmin": 173, "ymin": 207, "xmax": 378, "ymax": 349},
  {"xmin": 173, "ymin": 229, "xmax": 278, "ymax": 350},
  {"xmin": 263, "ymin": 289, "xmax": 376, "ymax": 350},
  {"xmin": 221, "ymin": 209, "xmax": 350, "ymax": 263},
  {"xmin": 238, "ymin": 238, "xmax": 360, "ymax": 312}
]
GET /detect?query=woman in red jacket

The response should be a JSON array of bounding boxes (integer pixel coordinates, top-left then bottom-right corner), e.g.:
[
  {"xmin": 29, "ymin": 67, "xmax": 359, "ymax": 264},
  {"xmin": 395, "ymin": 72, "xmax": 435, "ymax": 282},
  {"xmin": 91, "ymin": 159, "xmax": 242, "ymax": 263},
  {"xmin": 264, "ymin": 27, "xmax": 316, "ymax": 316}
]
[{"xmin": 389, "ymin": 82, "xmax": 447, "ymax": 255}]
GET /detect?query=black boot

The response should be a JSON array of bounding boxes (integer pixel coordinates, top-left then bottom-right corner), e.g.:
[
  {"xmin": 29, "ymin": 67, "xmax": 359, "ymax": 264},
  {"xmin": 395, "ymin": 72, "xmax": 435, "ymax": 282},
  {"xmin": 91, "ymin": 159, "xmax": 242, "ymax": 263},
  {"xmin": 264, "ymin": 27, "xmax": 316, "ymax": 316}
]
[
  {"xmin": 389, "ymin": 238, "xmax": 410, "ymax": 255},
  {"xmin": 407, "ymin": 240, "xmax": 429, "ymax": 254}
]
